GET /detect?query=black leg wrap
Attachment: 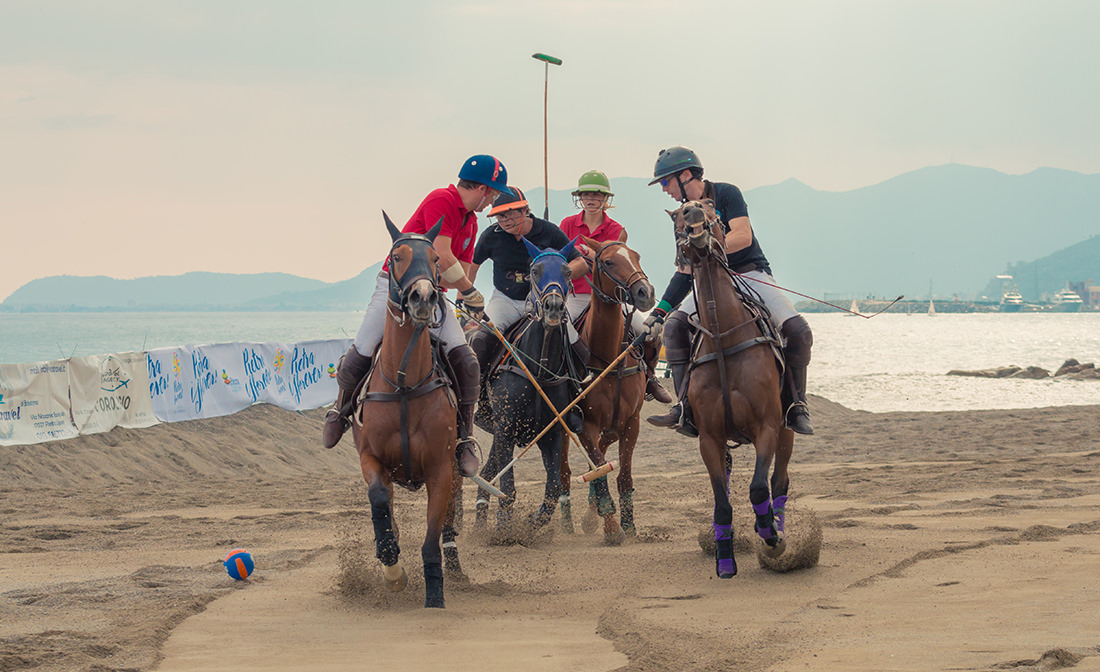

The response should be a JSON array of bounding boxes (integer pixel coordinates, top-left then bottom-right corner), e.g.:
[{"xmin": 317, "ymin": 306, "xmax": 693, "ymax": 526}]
[{"xmin": 371, "ymin": 502, "xmax": 399, "ymax": 566}]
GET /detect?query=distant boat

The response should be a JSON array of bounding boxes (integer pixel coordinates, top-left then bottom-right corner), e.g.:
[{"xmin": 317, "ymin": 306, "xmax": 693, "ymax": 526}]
[
  {"xmin": 845, "ymin": 299, "xmax": 859, "ymax": 316},
  {"xmin": 1052, "ymin": 286, "xmax": 1084, "ymax": 313},
  {"xmin": 928, "ymin": 299, "xmax": 936, "ymax": 316},
  {"xmin": 1001, "ymin": 288, "xmax": 1025, "ymax": 313}
]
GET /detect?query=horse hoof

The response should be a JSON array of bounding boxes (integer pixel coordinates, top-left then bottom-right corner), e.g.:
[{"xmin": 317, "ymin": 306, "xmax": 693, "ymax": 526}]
[
  {"xmin": 761, "ymin": 538, "xmax": 787, "ymax": 559},
  {"xmin": 603, "ymin": 519, "xmax": 626, "ymax": 546},
  {"xmin": 383, "ymin": 564, "xmax": 408, "ymax": 592}
]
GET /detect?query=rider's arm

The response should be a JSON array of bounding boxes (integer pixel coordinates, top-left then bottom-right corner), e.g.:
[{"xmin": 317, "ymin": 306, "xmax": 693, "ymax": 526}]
[
  {"xmin": 657, "ymin": 271, "xmax": 693, "ymax": 315},
  {"xmin": 435, "ymin": 235, "xmax": 474, "ymax": 292},
  {"xmin": 723, "ymin": 216, "xmax": 753, "ymax": 254},
  {"xmin": 467, "ymin": 262, "xmax": 481, "ymax": 285},
  {"xmin": 567, "ymin": 256, "xmax": 589, "ymax": 281}
]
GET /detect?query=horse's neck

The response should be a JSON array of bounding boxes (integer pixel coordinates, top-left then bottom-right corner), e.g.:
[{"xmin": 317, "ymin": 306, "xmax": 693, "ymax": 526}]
[
  {"xmin": 519, "ymin": 318, "xmax": 566, "ymax": 373},
  {"xmin": 376, "ymin": 315, "xmax": 434, "ymax": 386},
  {"xmin": 693, "ymin": 254, "xmax": 755, "ymax": 349},
  {"xmin": 584, "ymin": 292, "xmax": 627, "ymax": 360}
]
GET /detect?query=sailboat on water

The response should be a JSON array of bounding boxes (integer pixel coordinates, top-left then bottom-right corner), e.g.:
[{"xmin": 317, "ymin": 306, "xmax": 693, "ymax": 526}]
[
  {"xmin": 845, "ymin": 298, "xmax": 859, "ymax": 316},
  {"xmin": 928, "ymin": 299, "xmax": 936, "ymax": 316}
]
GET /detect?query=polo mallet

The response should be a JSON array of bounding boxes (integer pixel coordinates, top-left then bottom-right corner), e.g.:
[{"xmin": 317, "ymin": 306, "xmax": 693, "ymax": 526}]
[
  {"xmin": 488, "ymin": 331, "xmax": 647, "ymax": 486},
  {"xmin": 532, "ymin": 52, "xmax": 562, "ymax": 220},
  {"xmin": 479, "ymin": 316, "xmax": 596, "ymax": 472}
]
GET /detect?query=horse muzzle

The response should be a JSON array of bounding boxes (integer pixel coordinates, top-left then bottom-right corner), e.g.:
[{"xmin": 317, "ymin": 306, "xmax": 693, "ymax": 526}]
[
  {"xmin": 629, "ymin": 279, "xmax": 656, "ymax": 312},
  {"xmin": 541, "ymin": 293, "xmax": 566, "ymax": 328},
  {"xmin": 404, "ymin": 279, "xmax": 439, "ymax": 324}
]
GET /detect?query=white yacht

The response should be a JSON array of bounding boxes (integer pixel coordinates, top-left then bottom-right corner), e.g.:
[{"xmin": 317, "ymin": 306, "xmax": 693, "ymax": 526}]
[
  {"xmin": 1052, "ymin": 287, "xmax": 1084, "ymax": 313},
  {"xmin": 1001, "ymin": 288, "xmax": 1025, "ymax": 313}
]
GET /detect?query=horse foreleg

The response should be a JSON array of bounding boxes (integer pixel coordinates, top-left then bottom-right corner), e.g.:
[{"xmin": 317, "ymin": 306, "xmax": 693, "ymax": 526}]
[
  {"xmin": 363, "ymin": 457, "xmax": 407, "ymax": 592},
  {"xmin": 530, "ymin": 431, "xmax": 562, "ymax": 529},
  {"xmin": 750, "ymin": 429, "xmax": 781, "ymax": 547},
  {"xmin": 443, "ymin": 455, "xmax": 465, "ymax": 578},
  {"xmin": 700, "ymin": 433, "xmax": 736, "ymax": 578},
  {"xmin": 559, "ymin": 424, "xmax": 575, "ymax": 533},
  {"xmin": 422, "ymin": 466, "xmax": 451, "ymax": 609},
  {"xmin": 616, "ymin": 414, "xmax": 640, "ymax": 537},
  {"xmin": 770, "ymin": 427, "xmax": 794, "ymax": 534}
]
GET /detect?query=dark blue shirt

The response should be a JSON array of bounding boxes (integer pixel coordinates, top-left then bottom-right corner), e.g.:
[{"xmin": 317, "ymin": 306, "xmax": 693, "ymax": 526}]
[{"xmin": 473, "ymin": 216, "xmax": 581, "ymax": 301}]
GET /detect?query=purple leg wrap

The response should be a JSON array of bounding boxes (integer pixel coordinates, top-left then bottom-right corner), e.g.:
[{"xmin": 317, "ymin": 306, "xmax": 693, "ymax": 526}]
[
  {"xmin": 772, "ymin": 495, "xmax": 788, "ymax": 534},
  {"xmin": 752, "ymin": 500, "xmax": 775, "ymax": 540},
  {"xmin": 713, "ymin": 523, "xmax": 736, "ymax": 578}
]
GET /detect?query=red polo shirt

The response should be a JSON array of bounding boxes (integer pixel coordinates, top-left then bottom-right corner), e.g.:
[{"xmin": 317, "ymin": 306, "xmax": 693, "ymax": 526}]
[
  {"xmin": 558, "ymin": 212, "xmax": 625, "ymax": 294},
  {"xmin": 383, "ymin": 185, "xmax": 478, "ymax": 278}
]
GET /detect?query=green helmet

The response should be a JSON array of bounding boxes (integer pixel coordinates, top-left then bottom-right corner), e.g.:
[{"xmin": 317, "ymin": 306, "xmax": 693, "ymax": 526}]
[
  {"xmin": 571, "ymin": 170, "xmax": 614, "ymax": 197},
  {"xmin": 648, "ymin": 146, "xmax": 702, "ymax": 185}
]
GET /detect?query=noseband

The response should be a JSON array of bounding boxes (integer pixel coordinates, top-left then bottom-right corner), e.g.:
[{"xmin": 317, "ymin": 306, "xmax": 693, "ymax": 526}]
[
  {"xmin": 386, "ymin": 233, "xmax": 444, "ymax": 327},
  {"xmin": 590, "ymin": 241, "xmax": 649, "ymax": 306}
]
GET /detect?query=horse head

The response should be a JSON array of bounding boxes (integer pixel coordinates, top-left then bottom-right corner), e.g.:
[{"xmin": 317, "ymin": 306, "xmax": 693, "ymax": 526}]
[
  {"xmin": 523, "ymin": 236, "xmax": 575, "ymax": 328},
  {"xmin": 668, "ymin": 199, "xmax": 724, "ymax": 264},
  {"xmin": 582, "ymin": 236, "xmax": 655, "ymax": 311},
  {"xmin": 384, "ymin": 211, "xmax": 443, "ymax": 325}
]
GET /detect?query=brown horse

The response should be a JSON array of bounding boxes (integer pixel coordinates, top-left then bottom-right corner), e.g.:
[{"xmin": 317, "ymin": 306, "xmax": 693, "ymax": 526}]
[
  {"xmin": 670, "ymin": 200, "xmax": 793, "ymax": 578},
  {"xmin": 351, "ymin": 213, "xmax": 463, "ymax": 608},
  {"xmin": 561, "ymin": 237, "xmax": 655, "ymax": 543}
]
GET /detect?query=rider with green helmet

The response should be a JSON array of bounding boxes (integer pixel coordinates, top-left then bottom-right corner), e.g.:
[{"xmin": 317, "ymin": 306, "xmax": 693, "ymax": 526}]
[
  {"xmin": 642, "ymin": 146, "xmax": 815, "ymax": 436},
  {"xmin": 560, "ymin": 170, "xmax": 674, "ymax": 404}
]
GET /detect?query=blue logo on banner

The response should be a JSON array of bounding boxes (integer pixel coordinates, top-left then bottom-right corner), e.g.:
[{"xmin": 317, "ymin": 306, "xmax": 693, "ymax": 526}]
[
  {"xmin": 190, "ymin": 350, "xmax": 220, "ymax": 413},
  {"xmin": 289, "ymin": 346, "xmax": 322, "ymax": 404},
  {"xmin": 242, "ymin": 348, "xmax": 272, "ymax": 403}
]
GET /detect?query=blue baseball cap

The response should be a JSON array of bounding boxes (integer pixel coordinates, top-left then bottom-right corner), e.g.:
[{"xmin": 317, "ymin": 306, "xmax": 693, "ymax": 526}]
[{"xmin": 459, "ymin": 155, "xmax": 513, "ymax": 196}]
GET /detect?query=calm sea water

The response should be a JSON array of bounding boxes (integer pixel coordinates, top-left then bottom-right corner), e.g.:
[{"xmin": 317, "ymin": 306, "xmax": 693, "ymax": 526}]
[{"xmin": 2, "ymin": 311, "xmax": 1098, "ymax": 413}]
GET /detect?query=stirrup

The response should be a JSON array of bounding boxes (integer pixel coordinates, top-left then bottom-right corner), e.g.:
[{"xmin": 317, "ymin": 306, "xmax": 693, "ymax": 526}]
[
  {"xmin": 784, "ymin": 402, "xmax": 814, "ymax": 435},
  {"xmin": 456, "ymin": 436, "xmax": 482, "ymax": 478}
]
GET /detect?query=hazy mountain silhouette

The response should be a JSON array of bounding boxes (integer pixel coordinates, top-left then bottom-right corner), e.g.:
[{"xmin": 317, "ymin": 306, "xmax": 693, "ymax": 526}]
[
  {"xmin": 530, "ymin": 164, "xmax": 1100, "ymax": 301},
  {"xmin": 5, "ymin": 164, "xmax": 1097, "ymax": 311},
  {"xmin": 978, "ymin": 235, "xmax": 1100, "ymax": 301}
]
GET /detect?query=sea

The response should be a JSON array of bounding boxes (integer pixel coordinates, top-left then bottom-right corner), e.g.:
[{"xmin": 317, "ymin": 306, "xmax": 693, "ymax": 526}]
[{"xmin": 2, "ymin": 311, "xmax": 1098, "ymax": 413}]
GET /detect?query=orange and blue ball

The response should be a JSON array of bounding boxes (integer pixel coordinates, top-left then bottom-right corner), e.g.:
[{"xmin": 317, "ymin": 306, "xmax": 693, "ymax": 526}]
[{"xmin": 223, "ymin": 548, "xmax": 254, "ymax": 580}]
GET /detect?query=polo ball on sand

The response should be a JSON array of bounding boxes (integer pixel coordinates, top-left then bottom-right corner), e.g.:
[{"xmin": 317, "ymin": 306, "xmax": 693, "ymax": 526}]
[{"xmin": 224, "ymin": 549, "xmax": 254, "ymax": 580}]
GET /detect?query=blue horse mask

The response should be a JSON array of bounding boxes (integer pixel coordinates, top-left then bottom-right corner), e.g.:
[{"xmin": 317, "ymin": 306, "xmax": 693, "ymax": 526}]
[{"xmin": 523, "ymin": 236, "xmax": 577, "ymax": 327}]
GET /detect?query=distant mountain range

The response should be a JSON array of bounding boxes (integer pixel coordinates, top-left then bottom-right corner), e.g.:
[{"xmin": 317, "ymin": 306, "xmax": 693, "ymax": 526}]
[{"xmin": 3, "ymin": 164, "xmax": 1097, "ymax": 311}]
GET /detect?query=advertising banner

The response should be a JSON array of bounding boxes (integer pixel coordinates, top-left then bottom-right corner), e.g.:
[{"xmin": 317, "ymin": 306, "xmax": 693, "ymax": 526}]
[
  {"xmin": 68, "ymin": 352, "xmax": 159, "ymax": 434},
  {"xmin": 146, "ymin": 339, "xmax": 348, "ymax": 422},
  {"xmin": 0, "ymin": 360, "xmax": 79, "ymax": 446}
]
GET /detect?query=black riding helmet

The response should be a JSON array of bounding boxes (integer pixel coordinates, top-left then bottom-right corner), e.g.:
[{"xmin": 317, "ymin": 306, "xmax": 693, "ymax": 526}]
[{"xmin": 649, "ymin": 146, "xmax": 703, "ymax": 203}]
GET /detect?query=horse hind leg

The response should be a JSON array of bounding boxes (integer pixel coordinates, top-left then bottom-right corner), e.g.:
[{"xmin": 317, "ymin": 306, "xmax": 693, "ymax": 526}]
[
  {"xmin": 367, "ymin": 479, "xmax": 407, "ymax": 592},
  {"xmin": 750, "ymin": 453, "xmax": 781, "ymax": 548}
]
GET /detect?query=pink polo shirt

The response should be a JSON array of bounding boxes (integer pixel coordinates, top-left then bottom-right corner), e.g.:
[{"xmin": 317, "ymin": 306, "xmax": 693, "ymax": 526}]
[{"xmin": 559, "ymin": 212, "xmax": 625, "ymax": 295}]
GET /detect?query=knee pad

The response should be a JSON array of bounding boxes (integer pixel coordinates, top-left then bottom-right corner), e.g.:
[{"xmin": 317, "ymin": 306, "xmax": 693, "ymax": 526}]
[
  {"xmin": 663, "ymin": 311, "xmax": 692, "ymax": 362},
  {"xmin": 781, "ymin": 315, "xmax": 813, "ymax": 367}
]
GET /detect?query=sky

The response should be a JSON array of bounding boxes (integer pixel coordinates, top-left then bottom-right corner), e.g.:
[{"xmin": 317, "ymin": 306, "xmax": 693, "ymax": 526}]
[{"xmin": 2, "ymin": 0, "xmax": 1099, "ymax": 301}]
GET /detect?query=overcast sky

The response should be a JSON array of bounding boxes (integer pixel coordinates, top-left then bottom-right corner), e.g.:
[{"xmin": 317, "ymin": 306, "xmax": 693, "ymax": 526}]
[{"xmin": 2, "ymin": 1, "xmax": 1098, "ymax": 301}]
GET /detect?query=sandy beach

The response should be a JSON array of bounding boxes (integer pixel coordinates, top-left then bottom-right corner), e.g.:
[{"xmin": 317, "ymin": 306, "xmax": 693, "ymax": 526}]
[{"xmin": 3, "ymin": 392, "xmax": 1099, "ymax": 672}]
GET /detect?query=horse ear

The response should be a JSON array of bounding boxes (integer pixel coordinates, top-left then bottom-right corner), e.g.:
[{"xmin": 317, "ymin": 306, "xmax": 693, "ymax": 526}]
[
  {"xmin": 522, "ymin": 236, "xmax": 542, "ymax": 259},
  {"xmin": 384, "ymin": 211, "xmax": 401, "ymax": 241},
  {"xmin": 426, "ymin": 216, "xmax": 444, "ymax": 242},
  {"xmin": 561, "ymin": 237, "xmax": 577, "ymax": 259},
  {"xmin": 582, "ymin": 235, "xmax": 599, "ymax": 252}
]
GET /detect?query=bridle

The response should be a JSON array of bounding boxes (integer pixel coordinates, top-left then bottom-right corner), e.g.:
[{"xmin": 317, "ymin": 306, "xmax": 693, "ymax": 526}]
[
  {"xmin": 385, "ymin": 233, "xmax": 445, "ymax": 328},
  {"xmin": 589, "ymin": 241, "xmax": 649, "ymax": 308},
  {"xmin": 527, "ymin": 250, "xmax": 569, "ymax": 324}
]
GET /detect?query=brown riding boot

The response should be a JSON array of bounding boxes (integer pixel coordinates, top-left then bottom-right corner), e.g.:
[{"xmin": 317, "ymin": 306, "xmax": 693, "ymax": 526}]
[
  {"xmin": 645, "ymin": 360, "xmax": 693, "ymax": 433},
  {"xmin": 322, "ymin": 346, "xmax": 372, "ymax": 448},
  {"xmin": 448, "ymin": 345, "xmax": 482, "ymax": 478},
  {"xmin": 784, "ymin": 364, "xmax": 814, "ymax": 435},
  {"xmin": 643, "ymin": 342, "xmax": 673, "ymax": 404}
]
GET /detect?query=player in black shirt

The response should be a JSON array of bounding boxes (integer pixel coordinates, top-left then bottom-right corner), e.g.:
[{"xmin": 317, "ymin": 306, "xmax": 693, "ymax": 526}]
[{"xmin": 642, "ymin": 146, "xmax": 814, "ymax": 436}]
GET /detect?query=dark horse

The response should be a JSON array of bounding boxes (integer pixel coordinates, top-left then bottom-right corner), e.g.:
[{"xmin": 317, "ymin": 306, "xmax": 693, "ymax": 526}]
[
  {"xmin": 560, "ymin": 236, "xmax": 655, "ymax": 544},
  {"xmin": 474, "ymin": 238, "xmax": 580, "ymax": 537},
  {"xmin": 351, "ymin": 213, "xmax": 463, "ymax": 607},
  {"xmin": 671, "ymin": 200, "xmax": 793, "ymax": 578}
]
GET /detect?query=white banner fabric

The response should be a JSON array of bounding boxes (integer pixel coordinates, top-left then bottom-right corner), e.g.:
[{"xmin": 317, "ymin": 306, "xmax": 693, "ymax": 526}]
[
  {"xmin": 69, "ymin": 352, "xmax": 159, "ymax": 434},
  {"xmin": 146, "ymin": 339, "xmax": 348, "ymax": 422},
  {"xmin": 0, "ymin": 360, "xmax": 79, "ymax": 446}
]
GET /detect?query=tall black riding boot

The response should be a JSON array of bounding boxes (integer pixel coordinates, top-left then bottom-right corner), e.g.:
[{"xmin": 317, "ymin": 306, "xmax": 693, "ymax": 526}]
[
  {"xmin": 781, "ymin": 316, "xmax": 814, "ymax": 435},
  {"xmin": 646, "ymin": 359, "xmax": 695, "ymax": 436},
  {"xmin": 566, "ymin": 338, "xmax": 590, "ymax": 432},
  {"xmin": 643, "ymin": 341, "xmax": 673, "ymax": 404},
  {"xmin": 447, "ymin": 344, "xmax": 482, "ymax": 477},
  {"xmin": 470, "ymin": 330, "xmax": 500, "ymax": 432},
  {"xmin": 322, "ymin": 346, "xmax": 372, "ymax": 448}
]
